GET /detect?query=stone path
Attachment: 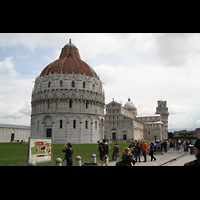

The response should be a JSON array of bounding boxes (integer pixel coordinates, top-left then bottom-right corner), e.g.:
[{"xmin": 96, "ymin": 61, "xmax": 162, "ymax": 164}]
[{"xmin": 108, "ymin": 150, "xmax": 190, "ymax": 166}]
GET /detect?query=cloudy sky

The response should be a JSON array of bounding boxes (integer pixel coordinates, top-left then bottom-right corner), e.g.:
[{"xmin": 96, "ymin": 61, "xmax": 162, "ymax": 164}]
[{"xmin": 0, "ymin": 33, "xmax": 200, "ymax": 132}]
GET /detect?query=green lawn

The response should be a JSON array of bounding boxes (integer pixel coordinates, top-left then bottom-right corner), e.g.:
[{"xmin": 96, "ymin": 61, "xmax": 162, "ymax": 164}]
[{"xmin": 0, "ymin": 141, "xmax": 156, "ymax": 166}]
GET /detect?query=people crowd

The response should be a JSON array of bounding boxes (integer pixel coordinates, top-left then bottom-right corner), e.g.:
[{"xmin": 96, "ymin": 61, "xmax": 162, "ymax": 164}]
[{"xmin": 61, "ymin": 138, "xmax": 198, "ymax": 166}]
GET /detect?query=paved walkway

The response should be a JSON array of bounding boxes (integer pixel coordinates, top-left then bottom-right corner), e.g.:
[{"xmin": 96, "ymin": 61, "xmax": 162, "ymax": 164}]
[{"xmin": 108, "ymin": 150, "xmax": 190, "ymax": 166}]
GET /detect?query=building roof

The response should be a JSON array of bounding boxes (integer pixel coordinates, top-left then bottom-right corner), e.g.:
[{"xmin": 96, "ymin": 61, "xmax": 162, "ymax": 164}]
[
  {"xmin": 136, "ymin": 114, "xmax": 160, "ymax": 118},
  {"xmin": 0, "ymin": 124, "xmax": 30, "ymax": 129},
  {"xmin": 40, "ymin": 39, "xmax": 99, "ymax": 79},
  {"xmin": 124, "ymin": 98, "xmax": 137, "ymax": 110}
]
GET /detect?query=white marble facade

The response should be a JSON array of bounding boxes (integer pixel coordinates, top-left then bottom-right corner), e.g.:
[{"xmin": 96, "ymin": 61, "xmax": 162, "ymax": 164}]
[
  {"xmin": 31, "ymin": 41, "xmax": 105, "ymax": 144},
  {"xmin": 0, "ymin": 124, "xmax": 30, "ymax": 142}
]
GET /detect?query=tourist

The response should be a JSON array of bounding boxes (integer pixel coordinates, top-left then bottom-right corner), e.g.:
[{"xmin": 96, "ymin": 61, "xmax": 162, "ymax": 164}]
[
  {"xmin": 184, "ymin": 139, "xmax": 200, "ymax": 166},
  {"xmin": 112, "ymin": 142, "xmax": 120, "ymax": 160},
  {"xmin": 116, "ymin": 147, "xmax": 135, "ymax": 166},
  {"xmin": 178, "ymin": 141, "xmax": 182, "ymax": 153},
  {"xmin": 135, "ymin": 142, "xmax": 141, "ymax": 162},
  {"xmin": 149, "ymin": 142, "xmax": 156, "ymax": 161},
  {"xmin": 99, "ymin": 139, "xmax": 110, "ymax": 166},
  {"xmin": 62, "ymin": 143, "xmax": 74, "ymax": 166},
  {"xmin": 142, "ymin": 140, "xmax": 147, "ymax": 162},
  {"xmin": 169, "ymin": 141, "xmax": 174, "ymax": 153},
  {"xmin": 189, "ymin": 140, "xmax": 194, "ymax": 155},
  {"xmin": 129, "ymin": 141, "xmax": 135, "ymax": 157},
  {"xmin": 163, "ymin": 140, "xmax": 167, "ymax": 152}
]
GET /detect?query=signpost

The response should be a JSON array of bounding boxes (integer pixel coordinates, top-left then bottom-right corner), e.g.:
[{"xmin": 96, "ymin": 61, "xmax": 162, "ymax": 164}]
[{"xmin": 27, "ymin": 137, "xmax": 53, "ymax": 166}]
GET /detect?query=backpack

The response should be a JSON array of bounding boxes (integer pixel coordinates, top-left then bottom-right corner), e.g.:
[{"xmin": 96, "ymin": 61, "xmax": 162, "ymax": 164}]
[
  {"xmin": 99, "ymin": 143, "xmax": 109, "ymax": 155},
  {"xmin": 99, "ymin": 143, "xmax": 105, "ymax": 155}
]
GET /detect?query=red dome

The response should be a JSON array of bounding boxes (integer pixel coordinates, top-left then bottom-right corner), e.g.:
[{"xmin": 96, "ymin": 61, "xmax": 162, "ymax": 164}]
[{"xmin": 40, "ymin": 39, "xmax": 98, "ymax": 79}]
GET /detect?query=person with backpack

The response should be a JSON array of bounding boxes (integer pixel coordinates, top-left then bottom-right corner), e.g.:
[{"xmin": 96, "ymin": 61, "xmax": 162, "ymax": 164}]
[
  {"xmin": 99, "ymin": 139, "xmax": 110, "ymax": 166},
  {"xmin": 112, "ymin": 142, "xmax": 120, "ymax": 160}
]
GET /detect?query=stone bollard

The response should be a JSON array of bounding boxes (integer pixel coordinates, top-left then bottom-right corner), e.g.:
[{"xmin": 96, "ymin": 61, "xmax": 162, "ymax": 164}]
[
  {"xmin": 28, "ymin": 161, "xmax": 36, "ymax": 166},
  {"xmin": 91, "ymin": 154, "xmax": 96, "ymax": 163},
  {"xmin": 55, "ymin": 158, "xmax": 62, "ymax": 166},
  {"xmin": 76, "ymin": 156, "xmax": 81, "ymax": 166}
]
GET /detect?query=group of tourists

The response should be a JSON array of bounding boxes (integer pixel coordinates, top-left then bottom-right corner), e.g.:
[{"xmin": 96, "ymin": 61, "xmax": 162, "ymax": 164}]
[
  {"xmin": 61, "ymin": 138, "xmax": 200, "ymax": 166},
  {"xmin": 98, "ymin": 139, "xmax": 154, "ymax": 166}
]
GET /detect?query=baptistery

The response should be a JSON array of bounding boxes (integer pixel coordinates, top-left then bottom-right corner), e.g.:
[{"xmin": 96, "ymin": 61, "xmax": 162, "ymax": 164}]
[{"xmin": 31, "ymin": 40, "xmax": 105, "ymax": 143}]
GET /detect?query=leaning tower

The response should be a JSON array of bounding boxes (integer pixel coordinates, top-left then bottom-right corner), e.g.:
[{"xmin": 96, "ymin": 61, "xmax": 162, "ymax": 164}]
[{"xmin": 155, "ymin": 100, "xmax": 169, "ymax": 139}]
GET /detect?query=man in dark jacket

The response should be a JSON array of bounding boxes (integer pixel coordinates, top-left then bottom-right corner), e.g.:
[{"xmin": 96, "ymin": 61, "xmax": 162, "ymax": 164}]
[
  {"xmin": 62, "ymin": 143, "xmax": 74, "ymax": 166},
  {"xmin": 135, "ymin": 142, "xmax": 141, "ymax": 162},
  {"xmin": 99, "ymin": 139, "xmax": 110, "ymax": 166},
  {"xmin": 184, "ymin": 139, "xmax": 200, "ymax": 166}
]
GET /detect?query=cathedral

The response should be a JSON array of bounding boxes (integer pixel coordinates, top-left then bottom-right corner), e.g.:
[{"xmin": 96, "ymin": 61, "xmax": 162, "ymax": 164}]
[
  {"xmin": 31, "ymin": 40, "xmax": 105, "ymax": 143},
  {"xmin": 104, "ymin": 98, "xmax": 169, "ymax": 141},
  {"xmin": 31, "ymin": 40, "xmax": 169, "ymax": 144}
]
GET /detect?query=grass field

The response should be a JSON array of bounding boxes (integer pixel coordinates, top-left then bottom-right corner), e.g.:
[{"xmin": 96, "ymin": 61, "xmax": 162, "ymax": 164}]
[{"xmin": 0, "ymin": 141, "xmax": 154, "ymax": 166}]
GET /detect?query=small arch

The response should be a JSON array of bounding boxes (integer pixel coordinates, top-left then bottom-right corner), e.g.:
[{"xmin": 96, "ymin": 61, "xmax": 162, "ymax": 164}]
[
  {"xmin": 60, "ymin": 80, "xmax": 63, "ymax": 87},
  {"xmin": 69, "ymin": 99, "xmax": 72, "ymax": 108},
  {"xmin": 85, "ymin": 121, "xmax": 88, "ymax": 129},
  {"xmin": 71, "ymin": 80, "xmax": 75, "ymax": 87},
  {"xmin": 73, "ymin": 120, "xmax": 76, "ymax": 129}
]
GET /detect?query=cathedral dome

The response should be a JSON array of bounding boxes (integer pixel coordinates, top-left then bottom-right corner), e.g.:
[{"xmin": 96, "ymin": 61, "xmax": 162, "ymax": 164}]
[
  {"xmin": 40, "ymin": 39, "xmax": 98, "ymax": 79},
  {"xmin": 124, "ymin": 98, "xmax": 137, "ymax": 110}
]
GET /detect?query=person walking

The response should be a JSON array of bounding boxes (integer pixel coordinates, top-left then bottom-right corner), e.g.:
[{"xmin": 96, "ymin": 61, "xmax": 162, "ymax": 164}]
[
  {"xmin": 170, "ymin": 141, "xmax": 174, "ymax": 153},
  {"xmin": 99, "ymin": 139, "xmax": 110, "ymax": 166},
  {"xmin": 149, "ymin": 142, "xmax": 156, "ymax": 161},
  {"xmin": 62, "ymin": 143, "xmax": 74, "ymax": 166},
  {"xmin": 135, "ymin": 142, "xmax": 141, "ymax": 162},
  {"xmin": 112, "ymin": 142, "xmax": 120, "ymax": 160},
  {"xmin": 142, "ymin": 140, "xmax": 147, "ymax": 162},
  {"xmin": 178, "ymin": 141, "xmax": 182, "ymax": 153}
]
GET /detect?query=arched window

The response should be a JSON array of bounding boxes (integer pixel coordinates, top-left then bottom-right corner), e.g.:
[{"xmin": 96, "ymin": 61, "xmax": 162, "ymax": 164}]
[
  {"xmin": 73, "ymin": 120, "xmax": 76, "ymax": 129},
  {"xmin": 69, "ymin": 99, "xmax": 72, "ymax": 108},
  {"xmin": 71, "ymin": 80, "xmax": 75, "ymax": 87},
  {"xmin": 95, "ymin": 121, "xmax": 97, "ymax": 129},
  {"xmin": 47, "ymin": 99, "xmax": 50, "ymax": 108},
  {"xmin": 85, "ymin": 121, "xmax": 88, "ymax": 129},
  {"xmin": 86, "ymin": 100, "xmax": 88, "ymax": 109},
  {"xmin": 60, "ymin": 80, "xmax": 63, "ymax": 87},
  {"xmin": 83, "ymin": 81, "xmax": 85, "ymax": 88},
  {"xmin": 93, "ymin": 84, "xmax": 95, "ymax": 90},
  {"xmin": 48, "ymin": 81, "xmax": 51, "ymax": 87},
  {"xmin": 37, "ymin": 121, "xmax": 39, "ymax": 130},
  {"xmin": 60, "ymin": 120, "xmax": 62, "ymax": 128}
]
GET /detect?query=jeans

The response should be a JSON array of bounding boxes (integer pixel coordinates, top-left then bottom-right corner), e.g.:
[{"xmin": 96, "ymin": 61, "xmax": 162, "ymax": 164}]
[
  {"xmin": 135, "ymin": 152, "xmax": 141, "ymax": 162},
  {"xmin": 143, "ymin": 151, "xmax": 146, "ymax": 162}
]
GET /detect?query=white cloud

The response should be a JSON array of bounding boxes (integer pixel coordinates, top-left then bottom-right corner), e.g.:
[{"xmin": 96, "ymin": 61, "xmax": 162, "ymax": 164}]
[
  {"xmin": 94, "ymin": 61, "xmax": 200, "ymax": 130},
  {"xmin": 0, "ymin": 56, "xmax": 19, "ymax": 77},
  {"xmin": 1, "ymin": 33, "xmax": 200, "ymax": 131},
  {"xmin": 196, "ymin": 120, "xmax": 200, "ymax": 125},
  {"xmin": 0, "ymin": 57, "xmax": 33, "ymax": 125}
]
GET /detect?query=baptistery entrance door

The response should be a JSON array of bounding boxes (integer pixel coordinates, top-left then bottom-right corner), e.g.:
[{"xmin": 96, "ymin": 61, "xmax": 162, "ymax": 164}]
[
  {"xmin": 112, "ymin": 132, "xmax": 116, "ymax": 140},
  {"xmin": 46, "ymin": 128, "xmax": 52, "ymax": 137}
]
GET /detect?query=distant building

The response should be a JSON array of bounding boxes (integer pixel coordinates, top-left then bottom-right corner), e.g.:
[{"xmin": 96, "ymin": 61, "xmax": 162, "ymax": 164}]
[
  {"xmin": 0, "ymin": 124, "xmax": 30, "ymax": 142},
  {"xmin": 105, "ymin": 98, "xmax": 169, "ymax": 141},
  {"xmin": 173, "ymin": 128, "xmax": 200, "ymax": 139}
]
